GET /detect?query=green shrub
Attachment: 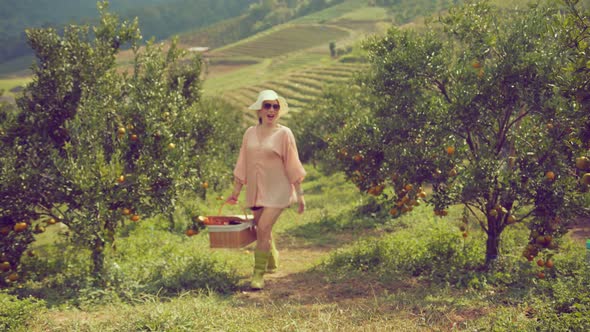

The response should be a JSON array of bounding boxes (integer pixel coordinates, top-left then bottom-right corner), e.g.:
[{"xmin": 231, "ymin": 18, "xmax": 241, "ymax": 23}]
[
  {"xmin": 15, "ymin": 240, "xmax": 95, "ymax": 305},
  {"xmin": 0, "ymin": 292, "xmax": 45, "ymax": 331},
  {"xmin": 526, "ymin": 243, "xmax": 590, "ymax": 331},
  {"xmin": 106, "ymin": 219, "xmax": 240, "ymax": 299},
  {"xmin": 320, "ymin": 210, "xmax": 542, "ymax": 288},
  {"xmin": 14, "ymin": 216, "xmax": 240, "ymax": 306}
]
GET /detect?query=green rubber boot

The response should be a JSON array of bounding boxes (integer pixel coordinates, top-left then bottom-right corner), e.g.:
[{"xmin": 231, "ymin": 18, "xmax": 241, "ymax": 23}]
[
  {"xmin": 267, "ymin": 238, "xmax": 279, "ymax": 274},
  {"xmin": 251, "ymin": 250, "xmax": 270, "ymax": 290}
]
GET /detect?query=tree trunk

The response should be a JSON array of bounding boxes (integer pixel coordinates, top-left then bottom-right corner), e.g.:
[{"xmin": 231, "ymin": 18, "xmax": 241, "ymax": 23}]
[
  {"xmin": 168, "ymin": 212, "xmax": 175, "ymax": 232},
  {"xmin": 91, "ymin": 238, "xmax": 105, "ymax": 286},
  {"xmin": 485, "ymin": 221, "xmax": 501, "ymax": 267}
]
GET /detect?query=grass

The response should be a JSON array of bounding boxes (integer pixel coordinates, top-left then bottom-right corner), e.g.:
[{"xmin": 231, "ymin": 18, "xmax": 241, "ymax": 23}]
[
  {"xmin": 337, "ymin": 6, "xmax": 390, "ymax": 21},
  {"xmin": 0, "ymin": 77, "xmax": 31, "ymax": 97}
]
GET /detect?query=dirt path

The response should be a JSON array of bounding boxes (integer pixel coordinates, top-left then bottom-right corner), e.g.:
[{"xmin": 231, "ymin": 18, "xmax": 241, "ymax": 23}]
[
  {"xmin": 233, "ymin": 228, "xmax": 414, "ymax": 306},
  {"xmin": 568, "ymin": 217, "xmax": 590, "ymax": 245}
]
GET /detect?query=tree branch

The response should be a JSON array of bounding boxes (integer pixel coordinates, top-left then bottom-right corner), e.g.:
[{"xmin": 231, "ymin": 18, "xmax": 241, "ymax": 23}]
[{"xmin": 466, "ymin": 202, "xmax": 488, "ymax": 233}]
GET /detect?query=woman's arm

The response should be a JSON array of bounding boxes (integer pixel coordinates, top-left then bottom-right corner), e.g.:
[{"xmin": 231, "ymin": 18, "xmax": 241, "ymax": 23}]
[
  {"xmin": 226, "ymin": 178, "xmax": 243, "ymax": 205},
  {"xmin": 293, "ymin": 181, "xmax": 305, "ymax": 214}
]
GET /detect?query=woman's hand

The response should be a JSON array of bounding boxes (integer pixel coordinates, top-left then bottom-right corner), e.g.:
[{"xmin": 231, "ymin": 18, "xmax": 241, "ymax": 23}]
[
  {"xmin": 297, "ymin": 195, "xmax": 305, "ymax": 214},
  {"xmin": 226, "ymin": 194, "xmax": 238, "ymax": 205}
]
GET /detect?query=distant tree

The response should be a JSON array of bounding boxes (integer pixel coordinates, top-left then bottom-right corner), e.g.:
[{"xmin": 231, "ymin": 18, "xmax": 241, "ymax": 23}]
[{"xmin": 329, "ymin": 41, "xmax": 336, "ymax": 57}]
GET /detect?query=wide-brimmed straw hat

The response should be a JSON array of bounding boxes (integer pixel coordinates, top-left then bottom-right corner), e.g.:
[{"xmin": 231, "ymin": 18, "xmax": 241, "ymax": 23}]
[{"xmin": 248, "ymin": 89, "xmax": 289, "ymax": 116}]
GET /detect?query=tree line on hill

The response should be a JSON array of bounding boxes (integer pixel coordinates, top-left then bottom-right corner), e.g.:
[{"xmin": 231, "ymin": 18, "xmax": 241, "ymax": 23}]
[
  {"xmin": 0, "ymin": 0, "xmax": 257, "ymax": 65},
  {"xmin": 371, "ymin": 0, "xmax": 461, "ymax": 23},
  {"xmin": 179, "ymin": 0, "xmax": 347, "ymax": 50}
]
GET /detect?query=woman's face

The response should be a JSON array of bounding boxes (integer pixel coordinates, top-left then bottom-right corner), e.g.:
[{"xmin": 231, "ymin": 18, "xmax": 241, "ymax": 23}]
[{"xmin": 258, "ymin": 99, "xmax": 280, "ymax": 125}]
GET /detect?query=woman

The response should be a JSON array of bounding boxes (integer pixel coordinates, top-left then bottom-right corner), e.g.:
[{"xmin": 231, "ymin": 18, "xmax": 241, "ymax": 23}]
[{"xmin": 226, "ymin": 89, "xmax": 306, "ymax": 290}]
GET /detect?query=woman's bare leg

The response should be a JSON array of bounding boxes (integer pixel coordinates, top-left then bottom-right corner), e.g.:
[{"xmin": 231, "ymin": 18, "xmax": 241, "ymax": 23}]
[{"xmin": 255, "ymin": 207, "xmax": 283, "ymax": 251}]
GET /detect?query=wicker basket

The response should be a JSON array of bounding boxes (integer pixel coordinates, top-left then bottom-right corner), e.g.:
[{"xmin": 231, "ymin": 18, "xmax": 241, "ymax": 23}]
[
  {"xmin": 207, "ymin": 221, "xmax": 257, "ymax": 248},
  {"xmin": 204, "ymin": 204, "xmax": 256, "ymax": 248}
]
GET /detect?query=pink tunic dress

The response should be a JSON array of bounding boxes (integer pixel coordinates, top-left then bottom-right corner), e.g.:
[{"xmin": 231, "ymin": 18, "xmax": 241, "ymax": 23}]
[{"xmin": 233, "ymin": 125, "xmax": 306, "ymax": 208}]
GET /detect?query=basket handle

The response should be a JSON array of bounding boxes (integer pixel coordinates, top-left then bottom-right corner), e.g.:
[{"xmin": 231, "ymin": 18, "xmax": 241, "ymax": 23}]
[{"xmin": 217, "ymin": 202, "xmax": 250, "ymax": 222}]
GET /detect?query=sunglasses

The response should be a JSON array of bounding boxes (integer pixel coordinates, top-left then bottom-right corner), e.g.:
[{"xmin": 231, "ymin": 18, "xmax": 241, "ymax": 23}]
[{"xmin": 263, "ymin": 103, "xmax": 280, "ymax": 110}]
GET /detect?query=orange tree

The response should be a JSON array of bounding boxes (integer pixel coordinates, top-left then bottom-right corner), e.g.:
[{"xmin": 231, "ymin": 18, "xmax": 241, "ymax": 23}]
[
  {"xmin": 306, "ymin": 0, "xmax": 590, "ymax": 267},
  {"xmin": 0, "ymin": 2, "xmax": 241, "ymax": 287}
]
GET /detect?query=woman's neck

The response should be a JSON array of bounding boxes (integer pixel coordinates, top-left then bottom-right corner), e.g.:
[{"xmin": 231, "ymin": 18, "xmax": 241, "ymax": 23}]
[{"xmin": 259, "ymin": 122, "xmax": 279, "ymax": 129}]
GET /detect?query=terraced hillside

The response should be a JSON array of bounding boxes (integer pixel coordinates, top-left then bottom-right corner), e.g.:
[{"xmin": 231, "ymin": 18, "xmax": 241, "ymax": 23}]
[
  {"xmin": 200, "ymin": 3, "xmax": 383, "ymax": 125},
  {"xmin": 219, "ymin": 62, "xmax": 365, "ymax": 124},
  {"xmin": 212, "ymin": 25, "xmax": 350, "ymax": 58}
]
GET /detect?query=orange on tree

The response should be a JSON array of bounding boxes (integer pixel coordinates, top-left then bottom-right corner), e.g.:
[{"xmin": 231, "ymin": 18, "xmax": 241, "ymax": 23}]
[
  {"xmin": 201, "ymin": 182, "xmax": 209, "ymax": 189},
  {"xmin": 47, "ymin": 218, "xmax": 57, "ymax": 225},
  {"xmin": 130, "ymin": 214, "xmax": 140, "ymax": 222},
  {"xmin": 581, "ymin": 173, "xmax": 590, "ymax": 185},
  {"xmin": 477, "ymin": 68, "xmax": 485, "ymax": 78},
  {"xmin": 6, "ymin": 273, "xmax": 19, "ymax": 282},
  {"xmin": 121, "ymin": 208, "xmax": 132, "ymax": 216},
  {"xmin": 536, "ymin": 259, "xmax": 545, "ymax": 267},
  {"xmin": 545, "ymin": 259, "xmax": 554, "ymax": 269},
  {"xmin": 446, "ymin": 146, "xmax": 455, "ymax": 155},
  {"xmin": 545, "ymin": 171, "xmax": 556, "ymax": 181},
  {"xmin": 14, "ymin": 222, "xmax": 28, "ymax": 232},
  {"xmin": 0, "ymin": 261, "xmax": 10, "ymax": 271},
  {"xmin": 537, "ymin": 272, "xmax": 545, "ymax": 279},
  {"xmin": 434, "ymin": 209, "xmax": 448, "ymax": 216},
  {"xmin": 506, "ymin": 215, "xmax": 517, "ymax": 224},
  {"xmin": 117, "ymin": 175, "xmax": 125, "ymax": 183},
  {"xmin": 575, "ymin": 156, "xmax": 590, "ymax": 170},
  {"xmin": 353, "ymin": 153, "xmax": 363, "ymax": 162},
  {"xmin": 185, "ymin": 229, "xmax": 197, "ymax": 237},
  {"xmin": 367, "ymin": 184, "xmax": 384, "ymax": 196},
  {"xmin": 400, "ymin": 195, "xmax": 410, "ymax": 204},
  {"xmin": 339, "ymin": 148, "xmax": 348, "ymax": 157}
]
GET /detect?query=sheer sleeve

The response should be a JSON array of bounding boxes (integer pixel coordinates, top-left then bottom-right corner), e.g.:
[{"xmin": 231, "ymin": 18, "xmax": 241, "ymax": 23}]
[
  {"xmin": 233, "ymin": 128, "xmax": 250, "ymax": 184},
  {"xmin": 282, "ymin": 128, "xmax": 306, "ymax": 184}
]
